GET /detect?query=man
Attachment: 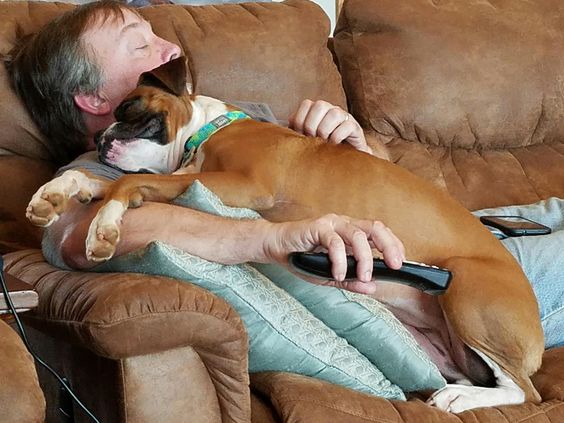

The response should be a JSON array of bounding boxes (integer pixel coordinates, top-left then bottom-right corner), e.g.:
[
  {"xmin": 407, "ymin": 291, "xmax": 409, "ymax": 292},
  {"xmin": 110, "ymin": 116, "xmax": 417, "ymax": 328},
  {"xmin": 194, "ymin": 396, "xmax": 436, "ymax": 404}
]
[{"xmin": 6, "ymin": 0, "xmax": 405, "ymax": 294}]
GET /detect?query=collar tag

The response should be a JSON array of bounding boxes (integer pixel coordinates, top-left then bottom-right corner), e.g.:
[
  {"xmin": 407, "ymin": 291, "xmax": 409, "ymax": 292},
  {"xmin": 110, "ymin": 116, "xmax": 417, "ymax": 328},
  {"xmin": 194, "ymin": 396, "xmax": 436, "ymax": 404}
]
[{"xmin": 210, "ymin": 115, "xmax": 231, "ymax": 128}]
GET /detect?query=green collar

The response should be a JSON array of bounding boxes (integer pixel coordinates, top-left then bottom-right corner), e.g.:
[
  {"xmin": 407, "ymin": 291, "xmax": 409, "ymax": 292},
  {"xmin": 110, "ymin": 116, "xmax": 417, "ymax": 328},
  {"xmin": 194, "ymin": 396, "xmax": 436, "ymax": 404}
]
[{"xmin": 181, "ymin": 110, "xmax": 250, "ymax": 167}]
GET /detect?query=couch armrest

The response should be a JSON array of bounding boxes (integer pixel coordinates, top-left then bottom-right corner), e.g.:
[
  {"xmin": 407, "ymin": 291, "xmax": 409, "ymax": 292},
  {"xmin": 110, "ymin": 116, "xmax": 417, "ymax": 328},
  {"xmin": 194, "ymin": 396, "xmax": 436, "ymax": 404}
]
[
  {"xmin": 4, "ymin": 249, "xmax": 251, "ymax": 422},
  {"xmin": 4, "ymin": 249, "xmax": 247, "ymax": 357}
]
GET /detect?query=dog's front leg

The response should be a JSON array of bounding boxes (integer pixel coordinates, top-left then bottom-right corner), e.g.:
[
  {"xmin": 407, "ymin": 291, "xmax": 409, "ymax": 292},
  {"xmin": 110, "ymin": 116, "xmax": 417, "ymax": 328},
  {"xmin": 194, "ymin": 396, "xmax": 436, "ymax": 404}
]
[
  {"xmin": 85, "ymin": 171, "xmax": 274, "ymax": 261},
  {"xmin": 27, "ymin": 169, "xmax": 110, "ymax": 227}
]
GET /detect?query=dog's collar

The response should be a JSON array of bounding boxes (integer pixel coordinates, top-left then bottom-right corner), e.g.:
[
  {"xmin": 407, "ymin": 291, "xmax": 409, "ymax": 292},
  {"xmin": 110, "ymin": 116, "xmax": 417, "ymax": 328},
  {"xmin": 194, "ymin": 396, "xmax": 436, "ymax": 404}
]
[{"xmin": 181, "ymin": 110, "xmax": 250, "ymax": 167}]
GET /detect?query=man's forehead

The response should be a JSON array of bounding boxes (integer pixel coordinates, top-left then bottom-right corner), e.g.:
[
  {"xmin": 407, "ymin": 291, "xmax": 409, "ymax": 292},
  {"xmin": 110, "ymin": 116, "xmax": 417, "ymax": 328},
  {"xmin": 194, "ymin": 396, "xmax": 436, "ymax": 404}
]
[{"xmin": 86, "ymin": 9, "xmax": 146, "ymax": 35}]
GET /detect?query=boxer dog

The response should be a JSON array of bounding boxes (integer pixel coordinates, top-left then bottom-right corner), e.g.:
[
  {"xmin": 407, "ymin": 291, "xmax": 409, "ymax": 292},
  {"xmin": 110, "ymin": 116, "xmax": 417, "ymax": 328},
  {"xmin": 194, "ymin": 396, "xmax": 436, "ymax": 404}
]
[{"xmin": 27, "ymin": 58, "xmax": 544, "ymax": 413}]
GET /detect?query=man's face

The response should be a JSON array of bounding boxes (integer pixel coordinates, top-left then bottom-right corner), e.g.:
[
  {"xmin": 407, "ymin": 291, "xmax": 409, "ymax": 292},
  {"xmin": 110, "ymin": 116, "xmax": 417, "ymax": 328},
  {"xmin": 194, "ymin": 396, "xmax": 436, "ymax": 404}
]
[{"xmin": 82, "ymin": 9, "xmax": 181, "ymax": 113}]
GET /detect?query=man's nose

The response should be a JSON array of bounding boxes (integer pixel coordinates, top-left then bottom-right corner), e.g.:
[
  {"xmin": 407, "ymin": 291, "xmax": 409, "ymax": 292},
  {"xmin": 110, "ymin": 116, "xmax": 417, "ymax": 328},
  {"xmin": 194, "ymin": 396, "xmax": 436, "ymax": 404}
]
[{"xmin": 162, "ymin": 40, "xmax": 182, "ymax": 63}]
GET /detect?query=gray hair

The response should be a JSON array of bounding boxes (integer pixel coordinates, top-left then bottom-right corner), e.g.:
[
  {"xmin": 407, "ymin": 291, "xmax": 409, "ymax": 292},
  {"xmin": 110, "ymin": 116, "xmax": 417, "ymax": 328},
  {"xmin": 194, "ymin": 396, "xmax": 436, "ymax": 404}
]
[{"xmin": 5, "ymin": 1, "xmax": 135, "ymax": 165}]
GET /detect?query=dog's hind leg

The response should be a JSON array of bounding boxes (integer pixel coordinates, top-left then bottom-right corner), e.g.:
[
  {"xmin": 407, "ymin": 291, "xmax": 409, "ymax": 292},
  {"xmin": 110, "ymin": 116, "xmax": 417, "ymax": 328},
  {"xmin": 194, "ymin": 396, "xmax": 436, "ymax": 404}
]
[
  {"xmin": 429, "ymin": 255, "xmax": 544, "ymax": 412},
  {"xmin": 27, "ymin": 169, "xmax": 110, "ymax": 227},
  {"xmin": 427, "ymin": 347, "xmax": 526, "ymax": 412}
]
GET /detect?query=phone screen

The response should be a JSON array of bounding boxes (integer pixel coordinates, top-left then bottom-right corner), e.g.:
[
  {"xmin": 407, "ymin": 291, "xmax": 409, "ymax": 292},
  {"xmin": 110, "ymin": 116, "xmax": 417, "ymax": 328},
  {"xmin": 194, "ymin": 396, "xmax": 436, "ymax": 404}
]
[
  {"xmin": 484, "ymin": 217, "xmax": 545, "ymax": 229},
  {"xmin": 479, "ymin": 215, "xmax": 551, "ymax": 236}
]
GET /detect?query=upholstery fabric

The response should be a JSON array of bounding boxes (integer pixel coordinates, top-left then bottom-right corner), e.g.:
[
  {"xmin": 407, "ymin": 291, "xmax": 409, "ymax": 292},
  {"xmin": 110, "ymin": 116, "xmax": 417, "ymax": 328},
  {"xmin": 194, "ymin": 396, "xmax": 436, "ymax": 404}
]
[
  {"xmin": 4, "ymin": 249, "xmax": 253, "ymax": 422},
  {"xmin": 333, "ymin": 0, "xmax": 564, "ymax": 210},
  {"xmin": 251, "ymin": 347, "xmax": 564, "ymax": 423},
  {"xmin": 0, "ymin": 319, "xmax": 45, "ymax": 423}
]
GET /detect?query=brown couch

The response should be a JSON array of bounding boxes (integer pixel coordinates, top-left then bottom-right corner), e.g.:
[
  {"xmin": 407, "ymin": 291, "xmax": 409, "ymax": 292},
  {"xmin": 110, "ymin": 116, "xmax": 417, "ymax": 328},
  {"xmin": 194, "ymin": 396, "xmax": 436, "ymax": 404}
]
[
  {"xmin": 0, "ymin": 318, "xmax": 45, "ymax": 422},
  {"xmin": 0, "ymin": 0, "xmax": 563, "ymax": 422}
]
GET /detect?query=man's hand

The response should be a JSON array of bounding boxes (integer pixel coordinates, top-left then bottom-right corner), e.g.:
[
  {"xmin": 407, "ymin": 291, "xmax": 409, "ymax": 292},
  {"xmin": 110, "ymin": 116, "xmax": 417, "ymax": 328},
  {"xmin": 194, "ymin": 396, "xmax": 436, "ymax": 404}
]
[
  {"xmin": 288, "ymin": 99, "xmax": 373, "ymax": 155},
  {"xmin": 263, "ymin": 214, "xmax": 405, "ymax": 295}
]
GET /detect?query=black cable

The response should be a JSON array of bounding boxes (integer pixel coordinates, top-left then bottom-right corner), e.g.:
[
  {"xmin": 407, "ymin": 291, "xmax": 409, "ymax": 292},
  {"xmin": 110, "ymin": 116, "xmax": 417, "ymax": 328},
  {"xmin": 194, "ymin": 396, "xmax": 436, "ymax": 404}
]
[{"xmin": 0, "ymin": 255, "xmax": 101, "ymax": 423}]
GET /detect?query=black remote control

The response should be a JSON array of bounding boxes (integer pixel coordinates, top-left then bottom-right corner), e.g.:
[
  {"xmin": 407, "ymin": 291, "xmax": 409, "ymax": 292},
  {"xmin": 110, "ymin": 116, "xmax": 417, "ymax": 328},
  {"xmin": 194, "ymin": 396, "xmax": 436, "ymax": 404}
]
[{"xmin": 288, "ymin": 252, "xmax": 451, "ymax": 295}]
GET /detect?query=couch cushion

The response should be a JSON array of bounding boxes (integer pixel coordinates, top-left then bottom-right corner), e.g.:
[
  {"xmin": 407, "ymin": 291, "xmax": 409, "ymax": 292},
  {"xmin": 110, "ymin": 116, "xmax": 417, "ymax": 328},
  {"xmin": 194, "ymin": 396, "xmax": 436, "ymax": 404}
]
[
  {"xmin": 0, "ymin": 319, "xmax": 45, "ymax": 423},
  {"xmin": 334, "ymin": 0, "xmax": 564, "ymax": 210},
  {"xmin": 251, "ymin": 347, "xmax": 564, "ymax": 422}
]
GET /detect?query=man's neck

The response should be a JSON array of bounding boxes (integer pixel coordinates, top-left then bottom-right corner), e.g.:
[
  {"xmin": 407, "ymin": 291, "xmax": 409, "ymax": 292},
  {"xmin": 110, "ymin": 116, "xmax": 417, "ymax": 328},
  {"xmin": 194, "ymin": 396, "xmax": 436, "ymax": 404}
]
[{"xmin": 83, "ymin": 113, "xmax": 116, "ymax": 151}]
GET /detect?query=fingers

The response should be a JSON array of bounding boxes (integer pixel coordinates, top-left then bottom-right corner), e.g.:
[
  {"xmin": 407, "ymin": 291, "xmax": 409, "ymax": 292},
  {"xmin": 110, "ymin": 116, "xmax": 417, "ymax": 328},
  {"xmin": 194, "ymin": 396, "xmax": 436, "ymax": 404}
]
[
  {"xmin": 353, "ymin": 220, "xmax": 406, "ymax": 269},
  {"xmin": 289, "ymin": 99, "xmax": 355, "ymax": 137},
  {"xmin": 289, "ymin": 99, "xmax": 373, "ymax": 155},
  {"xmin": 289, "ymin": 99, "xmax": 339, "ymax": 137},
  {"xmin": 279, "ymin": 214, "xmax": 405, "ymax": 292},
  {"xmin": 321, "ymin": 217, "xmax": 374, "ymax": 283}
]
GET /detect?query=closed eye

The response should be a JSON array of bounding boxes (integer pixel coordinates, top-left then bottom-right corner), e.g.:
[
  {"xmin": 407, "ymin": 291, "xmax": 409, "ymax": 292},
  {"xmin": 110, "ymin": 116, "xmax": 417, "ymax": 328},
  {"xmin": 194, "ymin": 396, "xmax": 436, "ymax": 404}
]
[
  {"xmin": 136, "ymin": 45, "xmax": 149, "ymax": 50},
  {"xmin": 136, "ymin": 117, "xmax": 163, "ymax": 139},
  {"xmin": 114, "ymin": 97, "xmax": 142, "ymax": 121}
]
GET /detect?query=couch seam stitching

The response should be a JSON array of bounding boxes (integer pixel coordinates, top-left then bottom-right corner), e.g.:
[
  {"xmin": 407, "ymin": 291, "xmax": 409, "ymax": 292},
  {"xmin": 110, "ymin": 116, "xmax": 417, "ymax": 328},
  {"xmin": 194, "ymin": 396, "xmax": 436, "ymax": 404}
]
[
  {"xmin": 119, "ymin": 359, "xmax": 129, "ymax": 423},
  {"xmin": 271, "ymin": 396, "xmax": 401, "ymax": 423},
  {"xmin": 31, "ymin": 308, "xmax": 243, "ymax": 330}
]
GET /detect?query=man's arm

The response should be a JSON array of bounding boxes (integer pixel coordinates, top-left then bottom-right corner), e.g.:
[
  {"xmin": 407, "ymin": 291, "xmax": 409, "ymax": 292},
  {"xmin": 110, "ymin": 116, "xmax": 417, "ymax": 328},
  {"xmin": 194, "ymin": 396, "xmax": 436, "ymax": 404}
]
[{"xmin": 49, "ymin": 199, "xmax": 404, "ymax": 295}]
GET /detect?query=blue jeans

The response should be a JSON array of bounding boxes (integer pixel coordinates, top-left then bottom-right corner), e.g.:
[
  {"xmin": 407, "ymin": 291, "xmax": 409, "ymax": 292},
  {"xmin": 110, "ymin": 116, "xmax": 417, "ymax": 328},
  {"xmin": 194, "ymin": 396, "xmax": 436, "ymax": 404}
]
[{"xmin": 474, "ymin": 198, "xmax": 564, "ymax": 349}]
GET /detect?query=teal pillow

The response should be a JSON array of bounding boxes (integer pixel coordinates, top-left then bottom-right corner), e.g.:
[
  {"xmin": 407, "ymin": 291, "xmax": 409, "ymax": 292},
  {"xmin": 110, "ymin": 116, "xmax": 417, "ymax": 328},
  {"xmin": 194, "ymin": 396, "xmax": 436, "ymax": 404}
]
[
  {"xmin": 96, "ymin": 180, "xmax": 444, "ymax": 396},
  {"xmin": 94, "ymin": 182, "xmax": 404, "ymax": 399},
  {"xmin": 176, "ymin": 180, "xmax": 444, "ymax": 392},
  {"xmin": 96, "ymin": 242, "xmax": 403, "ymax": 399},
  {"xmin": 254, "ymin": 263, "xmax": 445, "ymax": 391}
]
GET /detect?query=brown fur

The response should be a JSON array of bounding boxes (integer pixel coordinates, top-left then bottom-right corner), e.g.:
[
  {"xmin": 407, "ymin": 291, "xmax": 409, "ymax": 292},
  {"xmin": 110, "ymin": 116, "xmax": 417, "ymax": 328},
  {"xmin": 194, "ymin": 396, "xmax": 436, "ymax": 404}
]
[{"xmin": 91, "ymin": 63, "xmax": 544, "ymax": 401}]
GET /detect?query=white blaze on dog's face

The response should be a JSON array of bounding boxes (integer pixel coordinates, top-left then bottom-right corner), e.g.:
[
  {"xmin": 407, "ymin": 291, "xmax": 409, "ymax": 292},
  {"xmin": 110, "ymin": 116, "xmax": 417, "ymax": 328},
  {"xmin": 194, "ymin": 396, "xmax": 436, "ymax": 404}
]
[
  {"xmin": 96, "ymin": 84, "xmax": 198, "ymax": 174},
  {"xmin": 96, "ymin": 83, "xmax": 230, "ymax": 174}
]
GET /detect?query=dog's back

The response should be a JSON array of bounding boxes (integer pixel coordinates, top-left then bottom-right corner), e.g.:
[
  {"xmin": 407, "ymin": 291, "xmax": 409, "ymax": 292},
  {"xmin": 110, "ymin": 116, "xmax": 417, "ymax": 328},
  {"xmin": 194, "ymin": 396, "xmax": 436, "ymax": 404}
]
[{"xmin": 199, "ymin": 117, "xmax": 544, "ymax": 404}]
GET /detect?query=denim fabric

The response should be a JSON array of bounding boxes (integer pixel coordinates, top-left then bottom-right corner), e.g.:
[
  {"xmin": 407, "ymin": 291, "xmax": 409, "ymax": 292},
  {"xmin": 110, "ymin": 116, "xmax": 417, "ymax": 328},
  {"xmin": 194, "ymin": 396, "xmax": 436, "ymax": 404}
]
[{"xmin": 474, "ymin": 198, "xmax": 564, "ymax": 349}]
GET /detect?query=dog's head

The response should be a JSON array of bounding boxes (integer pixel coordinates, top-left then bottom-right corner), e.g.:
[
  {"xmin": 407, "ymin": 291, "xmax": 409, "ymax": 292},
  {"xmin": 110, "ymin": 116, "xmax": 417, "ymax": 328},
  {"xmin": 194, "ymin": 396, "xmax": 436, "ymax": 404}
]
[{"xmin": 96, "ymin": 57, "xmax": 195, "ymax": 174}]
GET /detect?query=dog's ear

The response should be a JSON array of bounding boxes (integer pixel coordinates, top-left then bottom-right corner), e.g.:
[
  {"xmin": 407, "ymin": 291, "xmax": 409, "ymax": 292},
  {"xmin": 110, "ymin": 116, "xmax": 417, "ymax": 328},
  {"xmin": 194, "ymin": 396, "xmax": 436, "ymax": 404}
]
[{"xmin": 139, "ymin": 57, "xmax": 188, "ymax": 96}]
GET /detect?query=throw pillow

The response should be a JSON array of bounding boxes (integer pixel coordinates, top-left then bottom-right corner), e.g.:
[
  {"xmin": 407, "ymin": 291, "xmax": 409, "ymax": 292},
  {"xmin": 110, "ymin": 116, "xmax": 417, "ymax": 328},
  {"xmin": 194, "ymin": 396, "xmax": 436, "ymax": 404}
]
[
  {"xmin": 94, "ymin": 181, "xmax": 406, "ymax": 399},
  {"xmin": 98, "ymin": 181, "xmax": 445, "ymax": 393}
]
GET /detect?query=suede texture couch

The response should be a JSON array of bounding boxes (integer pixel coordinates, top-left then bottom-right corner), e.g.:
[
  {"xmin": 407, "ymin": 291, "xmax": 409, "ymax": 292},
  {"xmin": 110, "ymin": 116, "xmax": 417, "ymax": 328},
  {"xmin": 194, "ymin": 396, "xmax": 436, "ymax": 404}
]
[
  {"xmin": 0, "ymin": 318, "xmax": 45, "ymax": 423},
  {"xmin": 0, "ymin": 0, "xmax": 563, "ymax": 422}
]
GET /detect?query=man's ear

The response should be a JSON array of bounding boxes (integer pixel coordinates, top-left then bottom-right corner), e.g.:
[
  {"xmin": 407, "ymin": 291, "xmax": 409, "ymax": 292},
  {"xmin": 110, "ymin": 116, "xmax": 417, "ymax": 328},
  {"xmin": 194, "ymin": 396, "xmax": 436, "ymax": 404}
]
[{"xmin": 73, "ymin": 93, "xmax": 112, "ymax": 116}]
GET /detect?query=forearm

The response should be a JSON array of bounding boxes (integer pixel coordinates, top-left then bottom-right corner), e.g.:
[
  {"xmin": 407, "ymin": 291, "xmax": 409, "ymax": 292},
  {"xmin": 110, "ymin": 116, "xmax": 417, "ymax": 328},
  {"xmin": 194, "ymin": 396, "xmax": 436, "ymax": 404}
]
[
  {"xmin": 47, "ymin": 198, "xmax": 405, "ymax": 294},
  {"xmin": 53, "ymin": 201, "xmax": 276, "ymax": 270}
]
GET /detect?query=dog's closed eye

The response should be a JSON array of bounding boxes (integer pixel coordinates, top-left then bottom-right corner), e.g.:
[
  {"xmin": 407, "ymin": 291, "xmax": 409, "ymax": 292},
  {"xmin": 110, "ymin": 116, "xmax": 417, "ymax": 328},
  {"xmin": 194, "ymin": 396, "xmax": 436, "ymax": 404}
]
[
  {"xmin": 136, "ymin": 116, "xmax": 164, "ymax": 139},
  {"xmin": 115, "ymin": 96, "xmax": 144, "ymax": 121}
]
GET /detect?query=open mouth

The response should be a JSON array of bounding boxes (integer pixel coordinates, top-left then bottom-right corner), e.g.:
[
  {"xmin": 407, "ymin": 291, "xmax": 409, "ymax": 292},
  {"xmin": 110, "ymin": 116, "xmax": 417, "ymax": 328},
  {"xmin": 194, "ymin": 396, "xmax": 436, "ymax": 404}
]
[{"xmin": 97, "ymin": 137, "xmax": 160, "ymax": 174}]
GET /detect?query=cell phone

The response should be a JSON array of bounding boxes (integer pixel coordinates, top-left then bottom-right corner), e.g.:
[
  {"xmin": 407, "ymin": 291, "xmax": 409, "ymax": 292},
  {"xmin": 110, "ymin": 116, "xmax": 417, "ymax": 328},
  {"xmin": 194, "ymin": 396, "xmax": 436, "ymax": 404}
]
[{"xmin": 479, "ymin": 215, "xmax": 551, "ymax": 237}]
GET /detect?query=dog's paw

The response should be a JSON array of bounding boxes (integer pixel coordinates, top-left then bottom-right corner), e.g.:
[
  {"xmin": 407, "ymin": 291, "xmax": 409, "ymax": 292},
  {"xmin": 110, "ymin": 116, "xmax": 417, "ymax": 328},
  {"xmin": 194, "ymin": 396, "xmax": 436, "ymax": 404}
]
[
  {"xmin": 85, "ymin": 200, "xmax": 125, "ymax": 262},
  {"xmin": 26, "ymin": 190, "xmax": 67, "ymax": 227},
  {"xmin": 427, "ymin": 383, "xmax": 524, "ymax": 413},
  {"xmin": 26, "ymin": 170, "xmax": 95, "ymax": 227}
]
